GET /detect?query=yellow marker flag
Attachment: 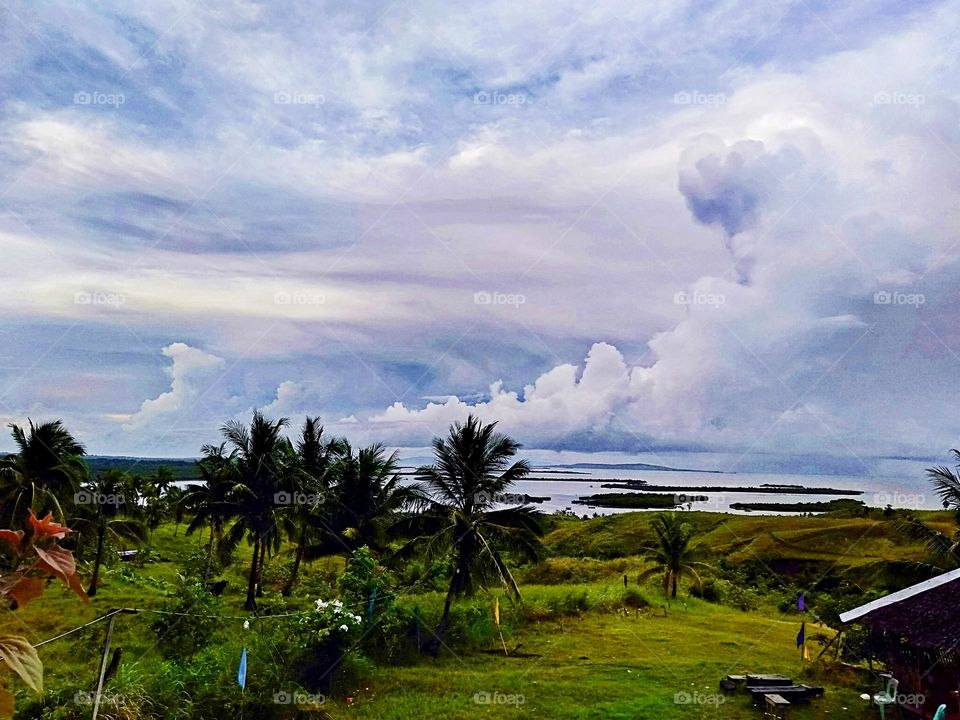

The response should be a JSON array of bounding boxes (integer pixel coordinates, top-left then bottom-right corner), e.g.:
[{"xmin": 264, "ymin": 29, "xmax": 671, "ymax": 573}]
[{"xmin": 494, "ymin": 597, "xmax": 500, "ymax": 626}]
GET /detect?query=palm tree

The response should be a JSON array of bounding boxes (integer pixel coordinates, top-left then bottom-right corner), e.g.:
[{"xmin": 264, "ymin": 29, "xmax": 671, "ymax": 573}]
[
  {"xmin": 165, "ymin": 485, "xmax": 187, "ymax": 536},
  {"xmin": 409, "ymin": 415, "xmax": 542, "ymax": 655},
  {"xmin": 215, "ymin": 412, "xmax": 293, "ymax": 610},
  {"xmin": 183, "ymin": 444, "xmax": 236, "ymax": 582},
  {"xmin": 329, "ymin": 442, "xmax": 426, "ymax": 552},
  {"xmin": 893, "ymin": 451, "xmax": 960, "ymax": 572},
  {"xmin": 639, "ymin": 513, "xmax": 707, "ymax": 598},
  {"xmin": 0, "ymin": 420, "xmax": 87, "ymax": 526},
  {"xmin": 70, "ymin": 469, "xmax": 148, "ymax": 596},
  {"xmin": 281, "ymin": 418, "xmax": 345, "ymax": 596}
]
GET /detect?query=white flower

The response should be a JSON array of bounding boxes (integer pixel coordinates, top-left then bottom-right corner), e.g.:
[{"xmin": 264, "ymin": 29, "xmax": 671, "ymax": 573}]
[
  {"xmin": 353, "ymin": 614, "xmax": 362, "ymax": 623},
  {"xmin": 339, "ymin": 624, "xmax": 349, "ymax": 632},
  {"xmin": 243, "ymin": 620, "xmax": 250, "ymax": 630}
]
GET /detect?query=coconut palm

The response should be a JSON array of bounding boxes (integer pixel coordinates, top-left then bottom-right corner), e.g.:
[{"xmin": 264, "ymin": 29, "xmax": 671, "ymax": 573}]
[
  {"xmin": 281, "ymin": 418, "xmax": 345, "ymax": 596},
  {"xmin": 639, "ymin": 513, "xmax": 707, "ymax": 598},
  {"xmin": 183, "ymin": 444, "xmax": 236, "ymax": 582},
  {"xmin": 408, "ymin": 415, "xmax": 542, "ymax": 654},
  {"xmin": 892, "ymin": 451, "xmax": 960, "ymax": 572},
  {"xmin": 70, "ymin": 469, "xmax": 148, "ymax": 596},
  {"xmin": 329, "ymin": 442, "xmax": 426, "ymax": 552},
  {"xmin": 0, "ymin": 420, "xmax": 87, "ymax": 526},
  {"xmin": 214, "ymin": 412, "xmax": 293, "ymax": 610},
  {"xmin": 165, "ymin": 485, "xmax": 187, "ymax": 536}
]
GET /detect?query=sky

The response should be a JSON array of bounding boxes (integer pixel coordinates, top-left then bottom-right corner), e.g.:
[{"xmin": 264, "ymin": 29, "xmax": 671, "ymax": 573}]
[{"xmin": 1, "ymin": 0, "xmax": 959, "ymax": 470}]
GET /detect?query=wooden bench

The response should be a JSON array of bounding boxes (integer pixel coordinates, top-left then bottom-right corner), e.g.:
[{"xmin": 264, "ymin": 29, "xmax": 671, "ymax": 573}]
[
  {"xmin": 764, "ymin": 693, "xmax": 790, "ymax": 720},
  {"xmin": 748, "ymin": 685, "xmax": 824, "ymax": 705}
]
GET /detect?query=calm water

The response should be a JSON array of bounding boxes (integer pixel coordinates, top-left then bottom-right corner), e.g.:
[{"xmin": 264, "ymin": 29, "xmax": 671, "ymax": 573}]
[{"xmin": 509, "ymin": 467, "xmax": 938, "ymax": 516}]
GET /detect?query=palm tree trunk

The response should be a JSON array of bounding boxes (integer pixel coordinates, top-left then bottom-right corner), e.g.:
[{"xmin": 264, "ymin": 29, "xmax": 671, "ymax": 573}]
[
  {"xmin": 427, "ymin": 578, "xmax": 458, "ymax": 656},
  {"xmin": 428, "ymin": 548, "xmax": 469, "ymax": 656},
  {"xmin": 203, "ymin": 523, "xmax": 216, "ymax": 583},
  {"xmin": 87, "ymin": 523, "xmax": 106, "ymax": 597},
  {"xmin": 256, "ymin": 540, "xmax": 267, "ymax": 597},
  {"xmin": 245, "ymin": 537, "xmax": 260, "ymax": 611},
  {"xmin": 282, "ymin": 527, "xmax": 306, "ymax": 596}
]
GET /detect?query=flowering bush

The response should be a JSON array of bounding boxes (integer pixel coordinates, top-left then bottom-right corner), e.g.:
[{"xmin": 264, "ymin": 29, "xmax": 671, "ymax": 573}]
[
  {"xmin": 297, "ymin": 598, "xmax": 363, "ymax": 643},
  {"xmin": 292, "ymin": 598, "xmax": 364, "ymax": 692}
]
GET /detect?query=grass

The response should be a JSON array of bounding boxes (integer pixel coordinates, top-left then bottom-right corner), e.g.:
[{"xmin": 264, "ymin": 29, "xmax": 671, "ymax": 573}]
[
  {"xmin": 328, "ymin": 595, "xmax": 873, "ymax": 719},
  {"xmin": 0, "ymin": 511, "xmax": 944, "ymax": 718}
]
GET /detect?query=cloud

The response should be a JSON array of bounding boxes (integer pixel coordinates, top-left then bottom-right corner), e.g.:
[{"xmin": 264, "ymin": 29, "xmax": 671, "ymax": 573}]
[{"xmin": 121, "ymin": 343, "xmax": 225, "ymax": 431}]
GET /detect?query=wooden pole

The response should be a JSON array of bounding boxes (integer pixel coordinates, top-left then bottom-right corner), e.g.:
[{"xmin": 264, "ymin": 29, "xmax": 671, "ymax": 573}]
[
  {"xmin": 817, "ymin": 629, "xmax": 843, "ymax": 659},
  {"xmin": 91, "ymin": 613, "xmax": 117, "ymax": 720},
  {"xmin": 92, "ymin": 609, "xmax": 137, "ymax": 720}
]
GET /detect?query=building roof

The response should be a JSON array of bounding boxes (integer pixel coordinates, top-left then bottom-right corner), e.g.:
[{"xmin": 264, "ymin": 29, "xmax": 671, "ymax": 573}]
[{"xmin": 839, "ymin": 568, "xmax": 960, "ymax": 652}]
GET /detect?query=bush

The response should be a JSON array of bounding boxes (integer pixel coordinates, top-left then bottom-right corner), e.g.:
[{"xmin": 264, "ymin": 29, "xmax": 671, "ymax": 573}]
[{"xmin": 151, "ymin": 579, "xmax": 222, "ymax": 659}]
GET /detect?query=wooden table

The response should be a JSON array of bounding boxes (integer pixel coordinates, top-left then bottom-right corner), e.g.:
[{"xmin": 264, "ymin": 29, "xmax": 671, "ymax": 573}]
[{"xmin": 763, "ymin": 693, "xmax": 790, "ymax": 720}]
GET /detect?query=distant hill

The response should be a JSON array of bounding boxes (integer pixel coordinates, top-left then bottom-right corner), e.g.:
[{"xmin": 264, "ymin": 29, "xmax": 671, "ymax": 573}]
[
  {"xmin": 86, "ymin": 456, "xmax": 200, "ymax": 481},
  {"xmin": 551, "ymin": 462, "xmax": 724, "ymax": 473}
]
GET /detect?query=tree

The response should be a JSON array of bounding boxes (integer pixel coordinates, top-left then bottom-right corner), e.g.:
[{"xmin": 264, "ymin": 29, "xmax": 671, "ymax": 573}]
[
  {"xmin": 0, "ymin": 420, "xmax": 87, "ymax": 527},
  {"xmin": 70, "ymin": 469, "xmax": 147, "ymax": 596},
  {"xmin": 183, "ymin": 444, "xmax": 235, "ymax": 582},
  {"xmin": 639, "ymin": 513, "xmax": 707, "ymax": 598},
  {"xmin": 165, "ymin": 485, "xmax": 187, "ymax": 536},
  {"xmin": 281, "ymin": 417, "xmax": 345, "ymax": 596},
  {"xmin": 893, "ymin": 450, "xmax": 960, "ymax": 573},
  {"xmin": 215, "ymin": 412, "xmax": 293, "ymax": 610},
  {"xmin": 409, "ymin": 415, "xmax": 542, "ymax": 655},
  {"xmin": 329, "ymin": 442, "xmax": 426, "ymax": 552}
]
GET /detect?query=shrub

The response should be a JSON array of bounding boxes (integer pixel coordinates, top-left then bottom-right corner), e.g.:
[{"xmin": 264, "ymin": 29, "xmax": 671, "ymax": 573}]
[{"xmin": 151, "ymin": 579, "xmax": 222, "ymax": 659}]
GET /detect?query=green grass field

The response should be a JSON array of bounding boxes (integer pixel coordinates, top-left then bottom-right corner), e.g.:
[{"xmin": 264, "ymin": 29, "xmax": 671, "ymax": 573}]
[{"xmin": 1, "ymin": 510, "xmax": 945, "ymax": 718}]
